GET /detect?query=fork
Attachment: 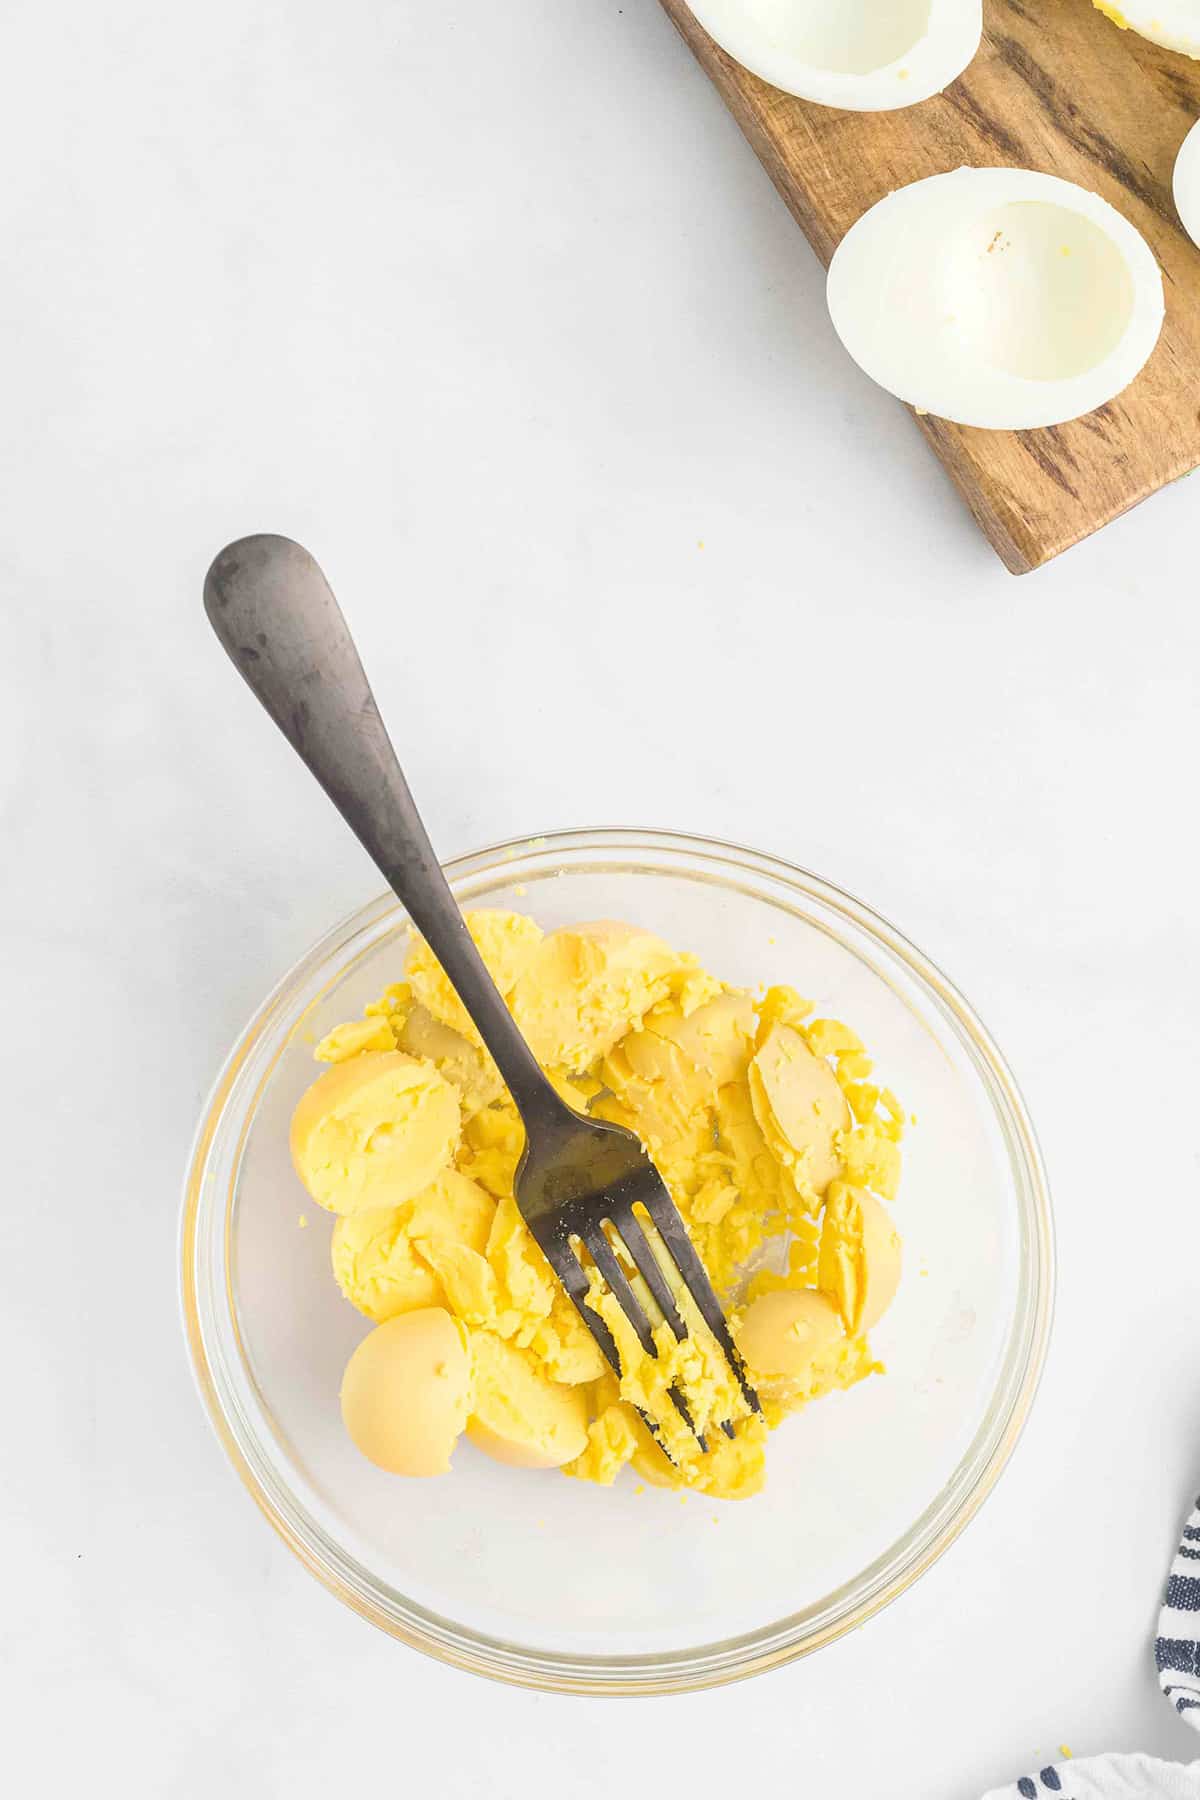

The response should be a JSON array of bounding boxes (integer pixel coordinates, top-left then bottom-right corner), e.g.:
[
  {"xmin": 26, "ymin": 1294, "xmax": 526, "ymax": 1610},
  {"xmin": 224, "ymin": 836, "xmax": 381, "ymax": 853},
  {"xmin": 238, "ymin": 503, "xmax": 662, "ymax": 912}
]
[{"xmin": 203, "ymin": 534, "xmax": 760, "ymax": 1451}]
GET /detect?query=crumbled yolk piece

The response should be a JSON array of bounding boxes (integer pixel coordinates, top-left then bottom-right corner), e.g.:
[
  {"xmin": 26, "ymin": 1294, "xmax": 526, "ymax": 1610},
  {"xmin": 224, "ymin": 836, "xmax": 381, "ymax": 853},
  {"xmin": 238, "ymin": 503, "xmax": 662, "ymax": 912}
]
[{"xmin": 298, "ymin": 912, "xmax": 906, "ymax": 1499}]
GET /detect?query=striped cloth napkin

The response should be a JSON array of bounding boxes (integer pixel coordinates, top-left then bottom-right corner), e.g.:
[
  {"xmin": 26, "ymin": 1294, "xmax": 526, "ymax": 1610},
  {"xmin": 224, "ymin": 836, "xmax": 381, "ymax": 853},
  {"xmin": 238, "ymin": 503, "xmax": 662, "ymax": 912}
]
[
  {"xmin": 1158, "ymin": 1497, "xmax": 1200, "ymax": 1734},
  {"xmin": 981, "ymin": 1496, "xmax": 1200, "ymax": 1800}
]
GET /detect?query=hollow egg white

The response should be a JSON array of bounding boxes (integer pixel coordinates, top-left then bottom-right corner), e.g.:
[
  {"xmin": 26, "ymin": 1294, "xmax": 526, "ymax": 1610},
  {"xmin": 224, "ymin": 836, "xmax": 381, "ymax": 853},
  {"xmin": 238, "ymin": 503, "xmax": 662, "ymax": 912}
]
[
  {"xmin": 1174, "ymin": 117, "xmax": 1200, "ymax": 249},
  {"xmin": 825, "ymin": 167, "xmax": 1164, "ymax": 430},
  {"xmin": 1091, "ymin": 2, "xmax": 1200, "ymax": 58},
  {"xmin": 682, "ymin": 0, "xmax": 982, "ymax": 111}
]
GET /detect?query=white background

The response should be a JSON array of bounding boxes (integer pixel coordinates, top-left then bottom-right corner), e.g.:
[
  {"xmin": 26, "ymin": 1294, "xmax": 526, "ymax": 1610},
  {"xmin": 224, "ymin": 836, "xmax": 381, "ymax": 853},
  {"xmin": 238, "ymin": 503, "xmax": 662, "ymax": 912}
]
[{"xmin": 2, "ymin": 2, "xmax": 1198, "ymax": 1794}]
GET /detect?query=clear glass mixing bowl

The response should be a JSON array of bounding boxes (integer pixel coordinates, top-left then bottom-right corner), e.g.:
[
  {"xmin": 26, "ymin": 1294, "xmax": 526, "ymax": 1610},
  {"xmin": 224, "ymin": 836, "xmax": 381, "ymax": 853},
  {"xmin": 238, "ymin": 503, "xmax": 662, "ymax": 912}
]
[{"xmin": 181, "ymin": 829, "xmax": 1053, "ymax": 1693}]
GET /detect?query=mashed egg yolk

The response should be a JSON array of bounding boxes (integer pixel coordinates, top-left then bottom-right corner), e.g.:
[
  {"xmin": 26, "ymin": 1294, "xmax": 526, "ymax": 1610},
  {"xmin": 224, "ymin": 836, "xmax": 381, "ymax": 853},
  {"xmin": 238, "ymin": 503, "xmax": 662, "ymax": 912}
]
[{"xmin": 292, "ymin": 912, "xmax": 907, "ymax": 1500}]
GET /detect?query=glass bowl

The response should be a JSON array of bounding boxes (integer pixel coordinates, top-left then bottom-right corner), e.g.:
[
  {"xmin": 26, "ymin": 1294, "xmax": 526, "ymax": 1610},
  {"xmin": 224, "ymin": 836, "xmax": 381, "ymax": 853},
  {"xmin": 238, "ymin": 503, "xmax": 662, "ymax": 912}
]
[{"xmin": 181, "ymin": 828, "xmax": 1053, "ymax": 1693}]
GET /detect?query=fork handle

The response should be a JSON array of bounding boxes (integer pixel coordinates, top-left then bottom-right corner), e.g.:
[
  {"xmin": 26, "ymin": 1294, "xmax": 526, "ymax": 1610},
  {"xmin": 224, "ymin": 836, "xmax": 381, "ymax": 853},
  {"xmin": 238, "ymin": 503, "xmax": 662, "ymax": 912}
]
[{"xmin": 203, "ymin": 534, "xmax": 564, "ymax": 1126}]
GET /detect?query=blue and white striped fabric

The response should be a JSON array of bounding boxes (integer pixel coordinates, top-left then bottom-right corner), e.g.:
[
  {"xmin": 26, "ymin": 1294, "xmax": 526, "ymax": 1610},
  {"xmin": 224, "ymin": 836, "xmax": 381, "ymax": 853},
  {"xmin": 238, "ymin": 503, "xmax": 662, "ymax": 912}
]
[
  {"xmin": 980, "ymin": 1496, "xmax": 1200, "ymax": 1800},
  {"xmin": 979, "ymin": 1755, "xmax": 1199, "ymax": 1799},
  {"xmin": 1158, "ymin": 1497, "xmax": 1200, "ymax": 1731}
]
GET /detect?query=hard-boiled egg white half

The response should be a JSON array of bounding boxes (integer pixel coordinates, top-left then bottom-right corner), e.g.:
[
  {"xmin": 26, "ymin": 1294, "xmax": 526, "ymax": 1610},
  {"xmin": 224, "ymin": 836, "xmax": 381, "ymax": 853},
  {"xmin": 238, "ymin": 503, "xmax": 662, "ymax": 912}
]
[
  {"xmin": 1092, "ymin": 2, "xmax": 1200, "ymax": 59},
  {"xmin": 826, "ymin": 167, "xmax": 1164, "ymax": 430},
  {"xmin": 1174, "ymin": 117, "xmax": 1200, "ymax": 249},
  {"xmin": 683, "ymin": 0, "xmax": 982, "ymax": 111}
]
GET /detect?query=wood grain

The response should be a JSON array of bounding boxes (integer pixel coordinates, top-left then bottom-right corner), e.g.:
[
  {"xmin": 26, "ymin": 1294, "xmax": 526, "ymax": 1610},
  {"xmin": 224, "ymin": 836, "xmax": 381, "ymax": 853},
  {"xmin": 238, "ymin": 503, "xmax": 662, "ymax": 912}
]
[{"xmin": 658, "ymin": 0, "xmax": 1200, "ymax": 571}]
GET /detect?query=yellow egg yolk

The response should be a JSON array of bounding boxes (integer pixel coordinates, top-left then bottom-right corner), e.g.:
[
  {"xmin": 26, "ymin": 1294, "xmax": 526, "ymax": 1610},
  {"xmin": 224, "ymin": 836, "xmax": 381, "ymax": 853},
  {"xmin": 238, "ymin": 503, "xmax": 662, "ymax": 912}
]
[{"xmin": 294, "ymin": 911, "xmax": 906, "ymax": 1499}]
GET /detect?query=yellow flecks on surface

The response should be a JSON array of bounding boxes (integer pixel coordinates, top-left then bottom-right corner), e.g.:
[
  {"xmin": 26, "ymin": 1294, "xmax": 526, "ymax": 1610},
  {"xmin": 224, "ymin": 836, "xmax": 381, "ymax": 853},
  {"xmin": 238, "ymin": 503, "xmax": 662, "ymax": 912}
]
[
  {"xmin": 513, "ymin": 884, "xmax": 527, "ymax": 897},
  {"xmin": 298, "ymin": 1214, "xmax": 308, "ymax": 1229},
  {"xmin": 1060, "ymin": 1746, "xmax": 1073, "ymax": 1760},
  {"xmin": 295, "ymin": 910, "xmax": 906, "ymax": 1499}
]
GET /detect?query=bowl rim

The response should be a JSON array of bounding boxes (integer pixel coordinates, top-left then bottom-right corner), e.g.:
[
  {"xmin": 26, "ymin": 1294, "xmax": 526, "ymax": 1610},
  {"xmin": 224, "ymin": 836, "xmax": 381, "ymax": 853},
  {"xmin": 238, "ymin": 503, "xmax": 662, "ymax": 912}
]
[{"xmin": 180, "ymin": 825, "xmax": 1055, "ymax": 1694}]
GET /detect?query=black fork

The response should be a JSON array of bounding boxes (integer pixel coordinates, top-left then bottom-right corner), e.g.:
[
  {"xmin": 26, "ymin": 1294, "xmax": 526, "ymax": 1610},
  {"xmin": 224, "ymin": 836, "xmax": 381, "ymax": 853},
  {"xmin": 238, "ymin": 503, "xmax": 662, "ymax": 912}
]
[{"xmin": 204, "ymin": 535, "xmax": 760, "ymax": 1451}]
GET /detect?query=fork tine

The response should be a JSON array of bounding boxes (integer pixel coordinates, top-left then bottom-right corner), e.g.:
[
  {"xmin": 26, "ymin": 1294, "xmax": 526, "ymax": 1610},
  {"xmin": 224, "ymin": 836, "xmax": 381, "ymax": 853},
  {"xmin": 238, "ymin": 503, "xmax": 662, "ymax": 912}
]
[
  {"xmin": 635, "ymin": 1185, "xmax": 762, "ymax": 1417},
  {"xmin": 531, "ymin": 1222, "xmax": 693, "ymax": 1464},
  {"xmin": 613, "ymin": 1206, "xmax": 738, "ymax": 1442},
  {"xmin": 611, "ymin": 1205, "xmax": 687, "ymax": 1342},
  {"xmin": 540, "ymin": 1228, "xmax": 625, "ymax": 1379},
  {"xmin": 578, "ymin": 1223, "xmax": 655, "ymax": 1357},
  {"xmin": 579, "ymin": 1224, "xmax": 708, "ymax": 1453}
]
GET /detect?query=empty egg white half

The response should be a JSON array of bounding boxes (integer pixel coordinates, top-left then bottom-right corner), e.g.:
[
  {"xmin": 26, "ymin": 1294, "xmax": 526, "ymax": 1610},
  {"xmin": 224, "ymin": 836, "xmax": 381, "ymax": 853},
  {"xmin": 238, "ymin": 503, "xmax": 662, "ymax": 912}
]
[
  {"xmin": 1174, "ymin": 117, "xmax": 1200, "ymax": 248},
  {"xmin": 683, "ymin": 0, "xmax": 982, "ymax": 110},
  {"xmin": 826, "ymin": 167, "xmax": 1164, "ymax": 429},
  {"xmin": 1091, "ymin": 2, "xmax": 1200, "ymax": 59}
]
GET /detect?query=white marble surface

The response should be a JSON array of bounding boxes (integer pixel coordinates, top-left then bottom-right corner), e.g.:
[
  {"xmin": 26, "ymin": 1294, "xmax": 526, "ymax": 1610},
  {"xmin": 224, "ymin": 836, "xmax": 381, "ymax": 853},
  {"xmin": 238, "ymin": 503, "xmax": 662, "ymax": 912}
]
[{"xmin": 3, "ymin": 2, "xmax": 1199, "ymax": 1794}]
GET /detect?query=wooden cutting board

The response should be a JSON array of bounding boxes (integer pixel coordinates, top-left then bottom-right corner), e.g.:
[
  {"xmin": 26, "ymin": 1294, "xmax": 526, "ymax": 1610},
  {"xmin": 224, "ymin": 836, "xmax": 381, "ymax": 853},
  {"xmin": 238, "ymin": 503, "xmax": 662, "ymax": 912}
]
[{"xmin": 658, "ymin": 0, "xmax": 1200, "ymax": 572}]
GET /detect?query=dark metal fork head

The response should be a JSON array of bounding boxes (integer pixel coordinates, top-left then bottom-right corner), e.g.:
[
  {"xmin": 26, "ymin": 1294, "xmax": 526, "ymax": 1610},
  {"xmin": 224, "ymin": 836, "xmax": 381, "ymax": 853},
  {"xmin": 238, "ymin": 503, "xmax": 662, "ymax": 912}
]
[{"xmin": 515, "ymin": 1098, "xmax": 761, "ymax": 1450}]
